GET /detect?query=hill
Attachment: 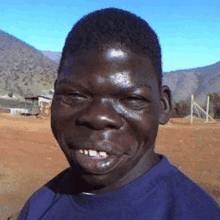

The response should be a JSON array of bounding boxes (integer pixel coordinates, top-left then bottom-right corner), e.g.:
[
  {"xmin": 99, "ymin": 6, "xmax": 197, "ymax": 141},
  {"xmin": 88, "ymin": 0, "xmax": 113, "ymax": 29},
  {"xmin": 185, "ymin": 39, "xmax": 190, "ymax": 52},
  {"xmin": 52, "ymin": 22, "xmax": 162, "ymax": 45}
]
[
  {"xmin": 163, "ymin": 61, "xmax": 220, "ymax": 105},
  {"xmin": 40, "ymin": 50, "xmax": 61, "ymax": 64},
  {"xmin": 42, "ymin": 50, "xmax": 220, "ymax": 106},
  {"xmin": 0, "ymin": 29, "xmax": 219, "ymax": 109},
  {"xmin": 0, "ymin": 30, "xmax": 59, "ymax": 98}
]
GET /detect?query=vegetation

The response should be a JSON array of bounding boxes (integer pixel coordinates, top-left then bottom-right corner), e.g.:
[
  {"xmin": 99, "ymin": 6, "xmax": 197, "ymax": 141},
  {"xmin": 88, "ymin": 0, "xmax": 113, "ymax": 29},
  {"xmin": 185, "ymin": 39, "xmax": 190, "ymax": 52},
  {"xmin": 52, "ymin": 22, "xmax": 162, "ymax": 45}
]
[
  {"xmin": 0, "ymin": 98, "xmax": 32, "ymax": 109},
  {"xmin": 208, "ymin": 92, "xmax": 220, "ymax": 119},
  {"xmin": 172, "ymin": 100, "xmax": 191, "ymax": 118},
  {"xmin": 172, "ymin": 93, "xmax": 220, "ymax": 119},
  {"xmin": 0, "ymin": 30, "xmax": 58, "ymax": 99},
  {"xmin": 1, "ymin": 29, "xmax": 220, "ymax": 117}
]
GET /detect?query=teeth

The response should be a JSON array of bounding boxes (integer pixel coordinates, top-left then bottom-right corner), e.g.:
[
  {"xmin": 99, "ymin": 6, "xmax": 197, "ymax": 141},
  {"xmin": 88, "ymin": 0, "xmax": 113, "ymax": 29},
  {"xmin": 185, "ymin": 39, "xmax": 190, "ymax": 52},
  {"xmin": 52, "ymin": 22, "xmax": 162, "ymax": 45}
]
[
  {"xmin": 88, "ymin": 150, "xmax": 98, "ymax": 157},
  {"xmin": 99, "ymin": 151, "xmax": 107, "ymax": 157},
  {"xmin": 78, "ymin": 149, "xmax": 109, "ymax": 158}
]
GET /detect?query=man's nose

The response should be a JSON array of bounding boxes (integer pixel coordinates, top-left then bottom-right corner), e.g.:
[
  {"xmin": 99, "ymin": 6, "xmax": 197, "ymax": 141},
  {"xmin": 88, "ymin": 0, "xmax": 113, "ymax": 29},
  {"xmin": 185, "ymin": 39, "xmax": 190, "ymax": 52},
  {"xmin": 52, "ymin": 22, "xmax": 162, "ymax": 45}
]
[{"xmin": 76, "ymin": 99, "xmax": 122, "ymax": 130}]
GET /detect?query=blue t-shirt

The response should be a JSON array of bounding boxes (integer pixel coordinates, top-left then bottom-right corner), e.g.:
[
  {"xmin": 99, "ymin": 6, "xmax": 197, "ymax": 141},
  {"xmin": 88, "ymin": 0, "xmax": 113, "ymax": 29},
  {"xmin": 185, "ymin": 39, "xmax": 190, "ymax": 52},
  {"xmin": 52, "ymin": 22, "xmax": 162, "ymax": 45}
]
[{"xmin": 18, "ymin": 156, "xmax": 220, "ymax": 220}]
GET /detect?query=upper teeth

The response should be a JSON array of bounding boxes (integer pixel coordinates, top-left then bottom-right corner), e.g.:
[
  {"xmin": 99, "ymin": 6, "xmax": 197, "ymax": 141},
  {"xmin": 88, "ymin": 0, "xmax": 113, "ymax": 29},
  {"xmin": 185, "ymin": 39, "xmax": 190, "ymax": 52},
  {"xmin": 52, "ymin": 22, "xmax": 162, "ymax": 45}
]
[
  {"xmin": 99, "ymin": 151, "xmax": 107, "ymax": 157},
  {"xmin": 89, "ymin": 150, "xmax": 97, "ymax": 157},
  {"xmin": 79, "ymin": 149, "xmax": 108, "ymax": 158},
  {"xmin": 84, "ymin": 150, "xmax": 88, "ymax": 155}
]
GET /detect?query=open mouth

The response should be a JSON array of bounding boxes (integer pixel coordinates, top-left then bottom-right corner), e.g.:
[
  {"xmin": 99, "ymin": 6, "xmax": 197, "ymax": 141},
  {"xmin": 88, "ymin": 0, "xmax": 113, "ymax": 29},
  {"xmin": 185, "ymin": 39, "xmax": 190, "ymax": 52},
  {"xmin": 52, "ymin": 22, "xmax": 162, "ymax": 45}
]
[
  {"xmin": 72, "ymin": 148, "xmax": 123, "ymax": 174},
  {"xmin": 68, "ymin": 140, "xmax": 125, "ymax": 174},
  {"xmin": 78, "ymin": 149, "xmax": 109, "ymax": 159}
]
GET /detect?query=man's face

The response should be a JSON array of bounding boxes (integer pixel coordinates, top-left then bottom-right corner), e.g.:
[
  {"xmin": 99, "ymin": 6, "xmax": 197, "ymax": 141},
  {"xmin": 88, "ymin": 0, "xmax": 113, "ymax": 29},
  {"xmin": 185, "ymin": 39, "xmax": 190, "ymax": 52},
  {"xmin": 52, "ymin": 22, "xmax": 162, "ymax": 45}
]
[{"xmin": 51, "ymin": 45, "xmax": 170, "ymax": 191}]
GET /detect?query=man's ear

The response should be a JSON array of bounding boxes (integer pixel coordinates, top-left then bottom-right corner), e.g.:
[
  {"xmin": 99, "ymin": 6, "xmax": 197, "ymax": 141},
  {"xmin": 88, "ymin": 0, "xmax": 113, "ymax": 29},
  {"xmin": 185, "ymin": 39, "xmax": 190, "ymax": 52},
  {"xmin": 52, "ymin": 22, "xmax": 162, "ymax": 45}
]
[{"xmin": 159, "ymin": 85, "xmax": 173, "ymax": 125}]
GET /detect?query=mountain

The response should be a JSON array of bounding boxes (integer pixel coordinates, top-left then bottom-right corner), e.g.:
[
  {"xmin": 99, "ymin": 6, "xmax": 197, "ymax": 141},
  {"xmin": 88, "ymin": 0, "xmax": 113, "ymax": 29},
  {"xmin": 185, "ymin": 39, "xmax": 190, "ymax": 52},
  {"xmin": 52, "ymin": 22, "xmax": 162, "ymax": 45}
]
[
  {"xmin": 0, "ymin": 30, "xmax": 59, "ymax": 98},
  {"xmin": 163, "ymin": 61, "xmax": 220, "ymax": 106},
  {"xmin": 40, "ymin": 50, "xmax": 220, "ymax": 106},
  {"xmin": 40, "ymin": 50, "xmax": 61, "ymax": 64},
  {"xmin": 0, "ymin": 29, "xmax": 219, "ymax": 108}
]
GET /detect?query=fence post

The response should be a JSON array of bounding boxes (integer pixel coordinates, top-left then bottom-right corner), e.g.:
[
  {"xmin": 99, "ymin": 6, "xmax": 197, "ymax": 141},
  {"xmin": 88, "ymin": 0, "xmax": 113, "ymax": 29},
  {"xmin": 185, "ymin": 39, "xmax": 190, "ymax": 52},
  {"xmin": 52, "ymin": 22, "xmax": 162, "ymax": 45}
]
[
  {"xmin": 191, "ymin": 94, "xmax": 194, "ymax": 124},
  {"xmin": 206, "ymin": 96, "xmax": 210, "ymax": 122}
]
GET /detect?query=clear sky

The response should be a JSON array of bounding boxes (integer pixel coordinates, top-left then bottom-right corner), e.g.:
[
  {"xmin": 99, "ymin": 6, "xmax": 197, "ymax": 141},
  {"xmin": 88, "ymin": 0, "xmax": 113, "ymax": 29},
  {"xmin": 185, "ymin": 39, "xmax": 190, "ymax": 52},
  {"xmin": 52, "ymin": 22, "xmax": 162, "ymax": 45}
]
[{"xmin": 1, "ymin": 0, "xmax": 220, "ymax": 72}]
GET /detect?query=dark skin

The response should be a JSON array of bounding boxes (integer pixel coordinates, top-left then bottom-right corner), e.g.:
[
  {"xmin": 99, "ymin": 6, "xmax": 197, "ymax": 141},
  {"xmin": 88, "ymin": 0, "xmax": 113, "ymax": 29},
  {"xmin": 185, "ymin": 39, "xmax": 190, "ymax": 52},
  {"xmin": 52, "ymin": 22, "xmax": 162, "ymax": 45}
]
[{"xmin": 51, "ymin": 43, "xmax": 172, "ymax": 195}]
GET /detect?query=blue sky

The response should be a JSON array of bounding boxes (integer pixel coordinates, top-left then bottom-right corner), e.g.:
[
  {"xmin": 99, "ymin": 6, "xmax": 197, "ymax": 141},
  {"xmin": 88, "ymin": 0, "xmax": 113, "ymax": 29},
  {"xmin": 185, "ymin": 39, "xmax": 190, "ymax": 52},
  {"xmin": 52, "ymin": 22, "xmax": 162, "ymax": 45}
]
[{"xmin": 1, "ymin": 0, "xmax": 220, "ymax": 72}]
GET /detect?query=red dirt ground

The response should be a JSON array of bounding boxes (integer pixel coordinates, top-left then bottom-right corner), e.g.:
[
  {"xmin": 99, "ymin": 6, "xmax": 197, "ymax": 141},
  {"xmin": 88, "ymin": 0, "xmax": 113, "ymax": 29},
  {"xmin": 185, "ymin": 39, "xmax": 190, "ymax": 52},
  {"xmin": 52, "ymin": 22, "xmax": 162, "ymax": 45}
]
[{"xmin": 0, "ymin": 114, "xmax": 220, "ymax": 219}]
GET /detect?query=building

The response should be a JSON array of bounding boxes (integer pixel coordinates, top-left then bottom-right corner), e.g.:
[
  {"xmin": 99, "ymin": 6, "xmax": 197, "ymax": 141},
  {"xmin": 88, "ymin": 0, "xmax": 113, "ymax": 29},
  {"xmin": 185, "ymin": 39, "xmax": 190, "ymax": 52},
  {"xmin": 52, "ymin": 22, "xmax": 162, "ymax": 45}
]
[{"xmin": 24, "ymin": 89, "xmax": 54, "ymax": 116}]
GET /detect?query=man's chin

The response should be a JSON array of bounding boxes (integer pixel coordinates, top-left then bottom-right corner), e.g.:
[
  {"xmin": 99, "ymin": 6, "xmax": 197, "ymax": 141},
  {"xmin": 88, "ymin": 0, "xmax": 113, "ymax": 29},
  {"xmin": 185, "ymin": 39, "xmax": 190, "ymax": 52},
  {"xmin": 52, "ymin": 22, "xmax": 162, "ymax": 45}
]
[{"xmin": 73, "ymin": 171, "xmax": 119, "ymax": 194}]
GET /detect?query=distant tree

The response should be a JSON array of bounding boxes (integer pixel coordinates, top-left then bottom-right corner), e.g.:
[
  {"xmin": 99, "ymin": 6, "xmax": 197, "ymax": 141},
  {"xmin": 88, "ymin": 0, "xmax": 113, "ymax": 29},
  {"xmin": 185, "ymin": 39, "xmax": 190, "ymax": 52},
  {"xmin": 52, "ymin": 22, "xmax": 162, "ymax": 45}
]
[
  {"xmin": 172, "ymin": 99, "xmax": 191, "ymax": 118},
  {"xmin": 8, "ymin": 92, "xmax": 13, "ymax": 98},
  {"xmin": 208, "ymin": 92, "xmax": 220, "ymax": 119}
]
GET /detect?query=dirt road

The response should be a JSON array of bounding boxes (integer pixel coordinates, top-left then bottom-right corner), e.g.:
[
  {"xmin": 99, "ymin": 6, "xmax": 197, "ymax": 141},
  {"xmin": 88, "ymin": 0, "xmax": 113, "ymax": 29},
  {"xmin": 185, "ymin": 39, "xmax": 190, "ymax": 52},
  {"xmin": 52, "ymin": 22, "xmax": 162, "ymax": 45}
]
[{"xmin": 0, "ymin": 114, "xmax": 219, "ymax": 219}]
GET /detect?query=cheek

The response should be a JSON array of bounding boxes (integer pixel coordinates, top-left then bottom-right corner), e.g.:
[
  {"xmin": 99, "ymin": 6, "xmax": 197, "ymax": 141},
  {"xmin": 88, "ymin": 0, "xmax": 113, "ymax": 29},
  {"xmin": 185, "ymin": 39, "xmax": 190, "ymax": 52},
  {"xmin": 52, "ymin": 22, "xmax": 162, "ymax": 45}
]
[
  {"xmin": 136, "ymin": 116, "xmax": 158, "ymax": 138},
  {"xmin": 51, "ymin": 101, "xmax": 73, "ymax": 136},
  {"xmin": 51, "ymin": 98, "xmax": 72, "ymax": 117},
  {"xmin": 126, "ymin": 109, "xmax": 159, "ymax": 143},
  {"xmin": 51, "ymin": 98, "xmax": 80, "ymax": 126}
]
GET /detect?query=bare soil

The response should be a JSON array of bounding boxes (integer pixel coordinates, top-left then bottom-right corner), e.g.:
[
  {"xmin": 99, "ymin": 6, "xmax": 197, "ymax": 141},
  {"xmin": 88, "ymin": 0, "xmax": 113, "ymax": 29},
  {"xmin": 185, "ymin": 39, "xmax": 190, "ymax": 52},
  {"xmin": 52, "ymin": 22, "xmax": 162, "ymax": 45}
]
[{"xmin": 0, "ymin": 114, "xmax": 220, "ymax": 219}]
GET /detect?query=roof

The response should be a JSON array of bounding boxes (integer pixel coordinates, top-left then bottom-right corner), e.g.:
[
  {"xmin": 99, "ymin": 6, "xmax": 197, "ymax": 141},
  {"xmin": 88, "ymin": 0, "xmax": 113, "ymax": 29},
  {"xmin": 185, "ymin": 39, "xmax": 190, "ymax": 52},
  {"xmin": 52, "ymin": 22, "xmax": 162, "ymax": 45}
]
[
  {"xmin": 38, "ymin": 95, "xmax": 52, "ymax": 100},
  {"xmin": 25, "ymin": 97, "xmax": 38, "ymax": 100},
  {"xmin": 38, "ymin": 89, "xmax": 54, "ymax": 100},
  {"xmin": 25, "ymin": 95, "xmax": 52, "ymax": 100},
  {"xmin": 25, "ymin": 89, "xmax": 54, "ymax": 100}
]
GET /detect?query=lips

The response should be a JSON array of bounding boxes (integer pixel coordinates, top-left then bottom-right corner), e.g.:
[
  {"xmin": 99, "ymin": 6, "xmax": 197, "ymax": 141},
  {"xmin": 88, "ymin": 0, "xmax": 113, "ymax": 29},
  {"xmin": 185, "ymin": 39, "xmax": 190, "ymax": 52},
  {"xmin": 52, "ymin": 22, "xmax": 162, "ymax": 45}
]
[
  {"xmin": 79, "ymin": 149, "xmax": 109, "ymax": 158},
  {"xmin": 68, "ymin": 140, "xmax": 124, "ymax": 174},
  {"xmin": 73, "ymin": 150, "xmax": 122, "ymax": 174},
  {"xmin": 68, "ymin": 139, "xmax": 124, "ymax": 155}
]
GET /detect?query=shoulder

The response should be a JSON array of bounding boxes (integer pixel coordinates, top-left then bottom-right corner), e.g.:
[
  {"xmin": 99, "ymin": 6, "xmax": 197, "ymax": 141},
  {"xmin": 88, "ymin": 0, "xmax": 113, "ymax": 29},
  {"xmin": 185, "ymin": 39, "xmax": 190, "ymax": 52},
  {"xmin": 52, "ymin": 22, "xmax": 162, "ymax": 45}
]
[
  {"xmin": 155, "ymin": 157, "xmax": 218, "ymax": 203},
  {"xmin": 167, "ymin": 166, "xmax": 218, "ymax": 204},
  {"xmin": 18, "ymin": 168, "xmax": 73, "ymax": 219},
  {"xmin": 157, "ymin": 159, "xmax": 220, "ymax": 218}
]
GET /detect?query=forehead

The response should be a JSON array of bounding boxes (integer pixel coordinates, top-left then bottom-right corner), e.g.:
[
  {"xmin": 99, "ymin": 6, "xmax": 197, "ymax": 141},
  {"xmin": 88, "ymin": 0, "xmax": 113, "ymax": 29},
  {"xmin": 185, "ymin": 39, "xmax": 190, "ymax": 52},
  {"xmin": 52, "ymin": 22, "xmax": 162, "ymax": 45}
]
[{"xmin": 59, "ymin": 47, "xmax": 157, "ymax": 83}]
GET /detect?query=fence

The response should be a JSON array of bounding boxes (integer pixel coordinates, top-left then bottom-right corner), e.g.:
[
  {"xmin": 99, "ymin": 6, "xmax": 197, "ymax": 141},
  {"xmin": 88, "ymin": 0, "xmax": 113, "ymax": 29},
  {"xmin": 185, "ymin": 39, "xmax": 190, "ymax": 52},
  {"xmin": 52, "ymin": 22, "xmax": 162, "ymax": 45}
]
[{"xmin": 190, "ymin": 95, "xmax": 215, "ymax": 124}]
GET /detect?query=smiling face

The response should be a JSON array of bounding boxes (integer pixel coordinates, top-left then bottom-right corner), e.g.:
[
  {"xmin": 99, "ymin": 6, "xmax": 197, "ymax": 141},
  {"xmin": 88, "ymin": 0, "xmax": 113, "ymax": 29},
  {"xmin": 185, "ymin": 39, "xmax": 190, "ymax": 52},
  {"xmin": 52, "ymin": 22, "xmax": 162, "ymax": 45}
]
[{"xmin": 51, "ymin": 44, "xmax": 172, "ymax": 193}]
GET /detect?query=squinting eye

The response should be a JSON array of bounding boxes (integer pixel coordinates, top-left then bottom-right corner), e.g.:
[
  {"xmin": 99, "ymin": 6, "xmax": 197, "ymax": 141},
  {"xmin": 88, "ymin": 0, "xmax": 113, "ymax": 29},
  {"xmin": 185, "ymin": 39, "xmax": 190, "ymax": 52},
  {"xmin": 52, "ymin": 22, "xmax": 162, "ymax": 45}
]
[
  {"xmin": 123, "ymin": 96, "xmax": 145, "ymax": 102},
  {"xmin": 126, "ymin": 97, "xmax": 142, "ymax": 101},
  {"xmin": 63, "ymin": 93, "xmax": 87, "ymax": 100},
  {"xmin": 57, "ymin": 93, "xmax": 88, "ymax": 105},
  {"xmin": 67, "ymin": 93, "xmax": 85, "ymax": 98},
  {"xmin": 121, "ymin": 96, "xmax": 150, "ymax": 109}
]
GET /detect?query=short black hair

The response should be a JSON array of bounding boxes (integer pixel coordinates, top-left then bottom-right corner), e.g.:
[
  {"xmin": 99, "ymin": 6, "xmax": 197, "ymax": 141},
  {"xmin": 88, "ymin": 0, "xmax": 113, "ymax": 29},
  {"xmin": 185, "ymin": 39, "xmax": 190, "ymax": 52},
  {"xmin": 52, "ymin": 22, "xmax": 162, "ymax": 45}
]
[{"xmin": 59, "ymin": 7, "xmax": 162, "ymax": 88}]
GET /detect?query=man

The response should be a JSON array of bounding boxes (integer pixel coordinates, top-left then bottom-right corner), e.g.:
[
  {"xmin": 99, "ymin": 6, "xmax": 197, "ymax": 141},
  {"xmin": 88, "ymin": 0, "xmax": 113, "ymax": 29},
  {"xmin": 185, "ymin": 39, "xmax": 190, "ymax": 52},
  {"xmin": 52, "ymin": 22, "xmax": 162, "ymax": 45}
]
[{"xmin": 17, "ymin": 8, "xmax": 219, "ymax": 219}]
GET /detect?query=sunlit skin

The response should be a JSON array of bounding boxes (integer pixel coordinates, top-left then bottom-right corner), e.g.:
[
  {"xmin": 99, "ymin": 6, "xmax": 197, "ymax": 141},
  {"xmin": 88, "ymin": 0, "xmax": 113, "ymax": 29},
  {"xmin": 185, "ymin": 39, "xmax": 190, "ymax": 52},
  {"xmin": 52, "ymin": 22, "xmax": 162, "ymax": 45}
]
[{"xmin": 51, "ymin": 43, "xmax": 172, "ymax": 195}]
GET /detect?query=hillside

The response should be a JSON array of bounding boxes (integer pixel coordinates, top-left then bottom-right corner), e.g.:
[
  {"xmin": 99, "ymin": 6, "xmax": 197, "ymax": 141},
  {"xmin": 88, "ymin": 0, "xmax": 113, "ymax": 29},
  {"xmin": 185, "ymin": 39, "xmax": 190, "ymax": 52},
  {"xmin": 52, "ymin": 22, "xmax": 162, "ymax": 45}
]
[
  {"xmin": 163, "ymin": 61, "xmax": 220, "ymax": 105},
  {"xmin": 40, "ymin": 50, "xmax": 61, "ymax": 64},
  {"xmin": 41, "ymin": 50, "xmax": 220, "ymax": 106},
  {"xmin": 0, "ymin": 29, "xmax": 219, "ymax": 108},
  {"xmin": 0, "ymin": 30, "xmax": 59, "ymax": 98}
]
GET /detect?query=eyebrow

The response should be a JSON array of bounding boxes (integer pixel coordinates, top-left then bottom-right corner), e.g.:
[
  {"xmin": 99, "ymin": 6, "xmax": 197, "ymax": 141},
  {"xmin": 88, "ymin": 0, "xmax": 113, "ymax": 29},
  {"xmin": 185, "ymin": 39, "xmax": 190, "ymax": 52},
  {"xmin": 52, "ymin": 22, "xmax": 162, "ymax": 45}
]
[
  {"xmin": 56, "ymin": 79, "xmax": 152, "ymax": 94},
  {"xmin": 116, "ymin": 84, "xmax": 152, "ymax": 92},
  {"xmin": 57, "ymin": 79, "xmax": 86, "ymax": 90},
  {"xmin": 56, "ymin": 79, "xmax": 92, "ymax": 96}
]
